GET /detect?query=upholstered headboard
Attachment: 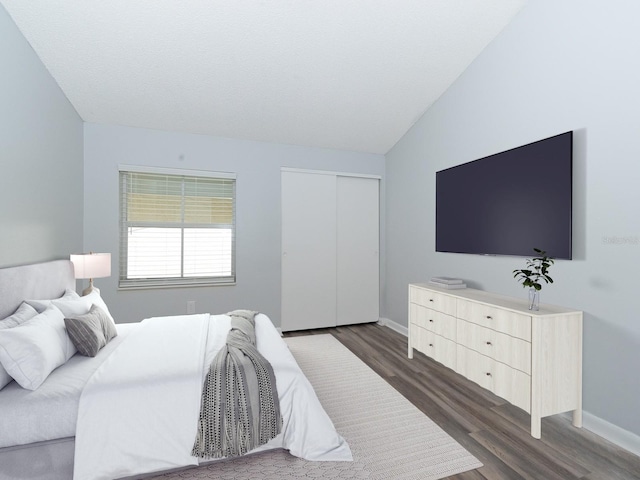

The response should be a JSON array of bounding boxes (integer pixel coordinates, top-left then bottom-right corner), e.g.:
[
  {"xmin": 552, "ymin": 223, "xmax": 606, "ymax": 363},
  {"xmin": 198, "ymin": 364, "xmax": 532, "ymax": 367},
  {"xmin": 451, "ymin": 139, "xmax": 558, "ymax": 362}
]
[{"xmin": 0, "ymin": 260, "xmax": 75, "ymax": 319}]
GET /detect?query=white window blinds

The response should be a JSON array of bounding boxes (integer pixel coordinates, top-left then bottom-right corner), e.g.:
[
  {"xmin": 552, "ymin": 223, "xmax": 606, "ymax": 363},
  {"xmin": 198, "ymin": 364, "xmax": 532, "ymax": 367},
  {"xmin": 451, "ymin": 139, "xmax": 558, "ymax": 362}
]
[{"xmin": 119, "ymin": 168, "xmax": 236, "ymax": 288}]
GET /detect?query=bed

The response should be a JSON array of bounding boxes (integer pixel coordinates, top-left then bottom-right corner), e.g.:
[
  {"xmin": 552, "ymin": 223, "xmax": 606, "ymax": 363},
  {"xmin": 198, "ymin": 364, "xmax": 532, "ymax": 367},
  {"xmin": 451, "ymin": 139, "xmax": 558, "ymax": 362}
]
[{"xmin": 0, "ymin": 260, "xmax": 351, "ymax": 480}]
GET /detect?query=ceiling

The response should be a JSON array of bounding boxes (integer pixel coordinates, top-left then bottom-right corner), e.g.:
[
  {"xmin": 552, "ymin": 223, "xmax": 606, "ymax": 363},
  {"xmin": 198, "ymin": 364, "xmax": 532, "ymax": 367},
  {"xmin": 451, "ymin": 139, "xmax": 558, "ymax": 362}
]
[{"xmin": 2, "ymin": 1, "xmax": 526, "ymax": 155}]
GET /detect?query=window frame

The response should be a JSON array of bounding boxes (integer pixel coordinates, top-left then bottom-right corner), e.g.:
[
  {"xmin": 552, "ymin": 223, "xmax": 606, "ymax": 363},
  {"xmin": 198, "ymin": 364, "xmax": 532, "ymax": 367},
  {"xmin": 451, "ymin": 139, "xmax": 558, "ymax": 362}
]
[{"xmin": 118, "ymin": 165, "xmax": 236, "ymax": 290}]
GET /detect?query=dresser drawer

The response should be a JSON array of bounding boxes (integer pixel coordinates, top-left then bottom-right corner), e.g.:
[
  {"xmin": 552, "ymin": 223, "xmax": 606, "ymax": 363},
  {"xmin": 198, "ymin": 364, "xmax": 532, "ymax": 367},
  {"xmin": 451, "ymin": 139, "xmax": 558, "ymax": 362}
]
[
  {"xmin": 456, "ymin": 318, "xmax": 531, "ymax": 374},
  {"xmin": 457, "ymin": 345, "xmax": 531, "ymax": 412},
  {"xmin": 410, "ymin": 286, "xmax": 456, "ymax": 316},
  {"xmin": 410, "ymin": 303, "xmax": 456, "ymax": 341},
  {"xmin": 410, "ymin": 325, "xmax": 457, "ymax": 371},
  {"xmin": 457, "ymin": 299, "xmax": 531, "ymax": 341}
]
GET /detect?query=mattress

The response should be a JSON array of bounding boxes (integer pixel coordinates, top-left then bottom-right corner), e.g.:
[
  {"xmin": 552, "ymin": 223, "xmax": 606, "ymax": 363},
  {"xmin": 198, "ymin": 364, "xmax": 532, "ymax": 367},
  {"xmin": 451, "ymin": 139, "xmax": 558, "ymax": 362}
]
[{"xmin": 0, "ymin": 323, "xmax": 137, "ymax": 448}]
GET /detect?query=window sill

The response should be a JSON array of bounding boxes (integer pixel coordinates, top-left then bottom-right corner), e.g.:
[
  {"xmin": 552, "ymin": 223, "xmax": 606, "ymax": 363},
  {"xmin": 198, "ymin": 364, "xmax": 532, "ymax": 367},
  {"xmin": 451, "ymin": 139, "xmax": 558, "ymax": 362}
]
[{"xmin": 118, "ymin": 281, "xmax": 236, "ymax": 291}]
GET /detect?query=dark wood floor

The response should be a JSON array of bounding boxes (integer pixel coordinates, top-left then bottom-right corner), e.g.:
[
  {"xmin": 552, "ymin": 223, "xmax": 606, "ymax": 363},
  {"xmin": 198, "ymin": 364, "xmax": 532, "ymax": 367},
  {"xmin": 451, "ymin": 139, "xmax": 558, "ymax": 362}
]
[{"xmin": 284, "ymin": 323, "xmax": 640, "ymax": 480}]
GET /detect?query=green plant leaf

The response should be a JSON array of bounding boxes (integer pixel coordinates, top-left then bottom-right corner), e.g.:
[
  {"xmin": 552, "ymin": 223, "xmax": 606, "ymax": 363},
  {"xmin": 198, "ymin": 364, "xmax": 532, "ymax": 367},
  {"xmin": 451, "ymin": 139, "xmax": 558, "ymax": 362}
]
[{"xmin": 514, "ymin": 248, "xmax": 554, "ymax": 291}]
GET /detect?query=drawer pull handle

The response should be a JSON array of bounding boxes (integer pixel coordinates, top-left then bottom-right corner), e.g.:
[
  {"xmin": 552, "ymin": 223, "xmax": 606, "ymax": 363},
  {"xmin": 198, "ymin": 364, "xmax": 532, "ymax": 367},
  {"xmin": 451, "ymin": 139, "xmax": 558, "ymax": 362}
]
[
  {"xmin": 429, "ymin": 319, "xmax": 434, "ymax": 323},
  {"xmin": 486, "ymin": 341, "xmax": 492, "ymax": 345},
  {"xmin": 486, "ymin": 315, "xmax": 493, "ymax": 319},
  {"xmin": 428, "ymin": 343, "xmax": 433, "ymax": 347},
  {"xmin": 429, "ymin": 299, "xmax": 434, "ymax": 302},
  {"xmin": 485, "ymin": 372, "xmax": 491, "ymax": 377}
]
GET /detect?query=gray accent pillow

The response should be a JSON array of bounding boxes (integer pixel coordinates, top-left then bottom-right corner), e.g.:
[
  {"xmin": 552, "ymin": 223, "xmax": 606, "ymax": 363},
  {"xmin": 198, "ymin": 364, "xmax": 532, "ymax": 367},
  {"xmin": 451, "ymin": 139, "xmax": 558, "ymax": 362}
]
[{"xmin": 64, "ymin": 305, "xmax": 118, "ymax": 357}]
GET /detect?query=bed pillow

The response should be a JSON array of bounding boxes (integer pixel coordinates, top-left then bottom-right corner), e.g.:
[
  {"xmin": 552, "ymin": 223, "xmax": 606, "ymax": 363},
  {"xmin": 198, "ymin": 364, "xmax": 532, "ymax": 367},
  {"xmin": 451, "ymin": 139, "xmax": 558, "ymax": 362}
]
[
  {"xmin": 27, "ymin": 295, "xmax": 91, "ymax": 361},
  {"xmin": 82, "ymin": 290, "xmax": 116, "ymax": 325},
  {"xmin": 0, "ymin": 303, "xmax": 39, "ymax": 389},
  {"xmin": 52, "ymin": 296, "xmax": 92, "ymax": 317},
  {"xmin": 64, "ymin": 305, "xmax": 118, "ymax": 357},
  {"xmin": 0, "ymin": 305, "xmax": 74, "ymax": 390},
  {"xmin": 0, "ymin": 302, "xmax": 39, "ymax": 329},
  {"xmin": 50, "ymin": 297, "xmax": 97, "ymax": 359},
  {"xmin": 0, "ymin": 366, "xmax": 10, "ymax": 391},
  {"xmin": 25, "ymin": 289, "xmax": 81, "ymax": 313}
]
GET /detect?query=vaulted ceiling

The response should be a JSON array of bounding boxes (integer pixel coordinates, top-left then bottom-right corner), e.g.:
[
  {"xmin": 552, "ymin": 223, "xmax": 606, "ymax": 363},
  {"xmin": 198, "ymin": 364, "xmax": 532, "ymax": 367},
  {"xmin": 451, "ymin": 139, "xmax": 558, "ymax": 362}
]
[{"xmin": 2, "ymin": 1, "xmax": 526, "ymax": 154}]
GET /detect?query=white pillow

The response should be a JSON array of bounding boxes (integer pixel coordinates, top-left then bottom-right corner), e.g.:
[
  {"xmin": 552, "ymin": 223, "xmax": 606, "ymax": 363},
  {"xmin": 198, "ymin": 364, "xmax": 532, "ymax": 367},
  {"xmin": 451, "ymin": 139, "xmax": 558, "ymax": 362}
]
[
  {"xmin": 82, "ymin": 290, "xmax": 116, "ymax": 325},
  {"xmin": 52, "ymin": 296, "xmax": 92, "ymax": 317},
  {"xmin": 50, "ymin": 297, "xmax": 94, "ymax": 359},
  {"xmin": 25, "ymin": 289, "xmax": 80, "ymax": 313},
  {"xmin": 0, "ymin": 305, "xmax": 75, "ymax": 390},
  {"xmin": 0, "ymin": 302, "xmax": 39, "ymax": 331},
  {"xmin": 0, "ymin": 303, "xmax": 39, "ymax": 390},
  {"xmin": 27, "ymin": 297, "xmax": 92, "ymax": 362},
  {"xmin": 0, "ymin": 365, "xmax": 11, "ymax": 390},
  {"xmin": 0, "ymin": 302, "xmax": 39, "ymax": 329}
]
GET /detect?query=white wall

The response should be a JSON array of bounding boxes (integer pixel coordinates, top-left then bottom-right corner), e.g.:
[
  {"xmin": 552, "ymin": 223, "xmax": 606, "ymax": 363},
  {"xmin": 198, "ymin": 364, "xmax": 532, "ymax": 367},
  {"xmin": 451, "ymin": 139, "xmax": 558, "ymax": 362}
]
[
  {"xmin": 385, "ymin": 0, "xmax": 640, "ymax": 438},
  {"xmin": 0, "ymin": 5, "xmax": 83, "ymax": 268},
  {"xmin": 83, "ymin": 123, "xmax": 385, "ymax": 327}
]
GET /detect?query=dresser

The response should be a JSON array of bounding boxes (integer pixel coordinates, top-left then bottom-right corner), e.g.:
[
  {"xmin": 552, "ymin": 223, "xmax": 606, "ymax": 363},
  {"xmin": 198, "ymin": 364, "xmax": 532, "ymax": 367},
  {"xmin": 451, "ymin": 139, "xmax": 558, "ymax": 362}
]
[{"xmin": 408, "ymin": 283, "xmax": 582, "ymax": 439}]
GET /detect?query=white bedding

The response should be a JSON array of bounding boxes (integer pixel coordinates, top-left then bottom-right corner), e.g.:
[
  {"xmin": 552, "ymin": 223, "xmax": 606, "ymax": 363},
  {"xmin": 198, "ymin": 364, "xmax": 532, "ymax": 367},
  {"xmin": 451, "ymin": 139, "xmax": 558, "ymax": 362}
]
[
  {"xmin": 0, "ymin": 323, "xmax": 137, "ymax": 448},
  {"xmin": 74, "ymin": 313, "xmax": 351, "ymax": 480}
]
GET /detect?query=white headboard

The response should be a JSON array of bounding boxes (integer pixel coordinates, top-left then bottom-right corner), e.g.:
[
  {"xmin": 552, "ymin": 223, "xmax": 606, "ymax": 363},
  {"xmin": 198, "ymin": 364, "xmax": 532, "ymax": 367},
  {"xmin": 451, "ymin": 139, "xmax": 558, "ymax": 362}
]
[{"xmin": 0, "ymin": 260, "xmax": 75, "ymax": 319}]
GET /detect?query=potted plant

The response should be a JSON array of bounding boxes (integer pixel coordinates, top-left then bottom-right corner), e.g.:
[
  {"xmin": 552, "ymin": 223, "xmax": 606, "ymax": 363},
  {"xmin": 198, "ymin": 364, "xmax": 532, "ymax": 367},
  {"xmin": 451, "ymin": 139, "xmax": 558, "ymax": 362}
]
[{"xmin": 513, "ymin": 248, "xmax": 554, "ymax": 311}]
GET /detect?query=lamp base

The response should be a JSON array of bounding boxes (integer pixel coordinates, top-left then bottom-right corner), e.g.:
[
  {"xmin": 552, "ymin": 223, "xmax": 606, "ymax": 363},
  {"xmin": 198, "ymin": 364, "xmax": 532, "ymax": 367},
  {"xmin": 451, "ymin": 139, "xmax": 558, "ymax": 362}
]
[{"xmin": 81, "ymin": 279, "xmax": 99, "ymax": 297}]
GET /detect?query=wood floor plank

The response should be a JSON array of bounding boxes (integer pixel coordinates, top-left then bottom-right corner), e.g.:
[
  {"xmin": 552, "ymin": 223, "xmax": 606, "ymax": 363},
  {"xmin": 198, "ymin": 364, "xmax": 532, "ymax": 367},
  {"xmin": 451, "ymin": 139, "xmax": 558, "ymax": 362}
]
[
  {"xmin": 283, "ymin": 322, "xmax": 640, "ymax": 480},
  {"xmin": 494, "ymin": 404, "xmax": 640, "ymax": 480},
  {"xmin": 469, "ymin": 428, "xmax": 577, "ymax": 480}
]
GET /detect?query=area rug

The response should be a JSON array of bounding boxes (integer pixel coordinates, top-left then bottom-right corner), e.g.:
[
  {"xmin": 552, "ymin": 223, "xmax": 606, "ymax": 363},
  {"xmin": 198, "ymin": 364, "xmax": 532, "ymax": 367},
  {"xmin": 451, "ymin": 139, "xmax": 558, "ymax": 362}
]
[{"xmin": 151, "ymin": 334, "xmax": 481, "ymax": 480}]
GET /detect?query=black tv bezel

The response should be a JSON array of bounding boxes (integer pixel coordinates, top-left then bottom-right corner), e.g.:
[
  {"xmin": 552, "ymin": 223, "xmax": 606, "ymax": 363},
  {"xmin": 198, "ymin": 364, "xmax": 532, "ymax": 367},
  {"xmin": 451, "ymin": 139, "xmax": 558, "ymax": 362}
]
[{"xmin": 435, "ymin": 131, "xmax": 573, "ymax": 260}]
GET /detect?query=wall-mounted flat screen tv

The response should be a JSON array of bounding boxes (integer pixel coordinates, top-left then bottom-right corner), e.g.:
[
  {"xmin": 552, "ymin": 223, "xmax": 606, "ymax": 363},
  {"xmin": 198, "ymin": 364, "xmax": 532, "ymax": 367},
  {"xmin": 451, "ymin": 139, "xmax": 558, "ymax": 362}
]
[{"xmin": 436, "ymin": 131, "xmax": 573, "ymax": 259}]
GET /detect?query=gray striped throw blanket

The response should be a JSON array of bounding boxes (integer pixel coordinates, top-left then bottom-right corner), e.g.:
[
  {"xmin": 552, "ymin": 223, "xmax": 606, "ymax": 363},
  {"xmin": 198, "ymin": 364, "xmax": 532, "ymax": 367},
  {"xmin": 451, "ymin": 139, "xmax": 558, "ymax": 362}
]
[{"xmin": 192, "ymin": 310, "xmax": 282, "ymax": 459}]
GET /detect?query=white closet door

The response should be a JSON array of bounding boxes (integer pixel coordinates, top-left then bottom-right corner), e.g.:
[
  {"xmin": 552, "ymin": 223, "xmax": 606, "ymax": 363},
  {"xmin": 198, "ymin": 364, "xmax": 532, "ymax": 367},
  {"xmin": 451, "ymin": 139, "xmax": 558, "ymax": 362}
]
[
  {"xmin": 336, "ymin": 176, "xmax": 379, "ymax": 326},
  {"xmin": 281, "ymin": 171, "xmax": 337, "ymax": 331}
]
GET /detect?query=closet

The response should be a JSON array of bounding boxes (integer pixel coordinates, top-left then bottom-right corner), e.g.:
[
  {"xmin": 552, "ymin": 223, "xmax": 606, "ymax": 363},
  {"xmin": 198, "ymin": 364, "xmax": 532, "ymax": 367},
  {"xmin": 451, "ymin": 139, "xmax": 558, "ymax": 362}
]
[{"xmin": 281, "ymin": 169, "xmax": 379, "ymax": 331}]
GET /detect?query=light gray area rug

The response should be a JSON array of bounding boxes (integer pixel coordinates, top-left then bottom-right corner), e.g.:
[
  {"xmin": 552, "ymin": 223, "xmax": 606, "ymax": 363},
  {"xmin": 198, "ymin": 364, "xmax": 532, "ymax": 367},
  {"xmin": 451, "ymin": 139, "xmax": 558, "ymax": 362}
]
[{"xmin": 151, "ymin": 334, "xmax": 481, "ymax": 480}]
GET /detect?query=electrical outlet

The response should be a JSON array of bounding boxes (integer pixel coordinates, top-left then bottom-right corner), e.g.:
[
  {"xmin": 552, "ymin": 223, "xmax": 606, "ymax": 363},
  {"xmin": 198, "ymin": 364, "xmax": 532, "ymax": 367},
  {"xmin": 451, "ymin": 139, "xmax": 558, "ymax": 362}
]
[{"xmin": 187, "ymin": 301, "xmax": 196, "ymax": 314}]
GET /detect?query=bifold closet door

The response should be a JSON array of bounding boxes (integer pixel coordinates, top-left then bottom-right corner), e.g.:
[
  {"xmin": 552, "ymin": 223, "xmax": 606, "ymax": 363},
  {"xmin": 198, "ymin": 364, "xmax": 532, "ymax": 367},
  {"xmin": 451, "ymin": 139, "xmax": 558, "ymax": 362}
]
[
  {"xmin": 336, "ymin": 176, "xmax": 379, "ymax": 325},
  {"xmin": 281, "ymin": 171, "xmax": 337, "ymax": 331}
]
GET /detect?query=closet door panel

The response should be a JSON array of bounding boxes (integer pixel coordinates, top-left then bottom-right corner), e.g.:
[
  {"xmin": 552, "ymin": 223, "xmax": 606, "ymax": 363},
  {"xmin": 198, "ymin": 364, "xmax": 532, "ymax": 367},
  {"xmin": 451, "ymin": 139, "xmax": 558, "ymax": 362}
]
[
  {"xmin": 336, "ymin": 176, "xmax": 379, "ymax": 326},
  {"xmin": 281, "ymin": 171, "xmax": 337, "ymax": 331}
]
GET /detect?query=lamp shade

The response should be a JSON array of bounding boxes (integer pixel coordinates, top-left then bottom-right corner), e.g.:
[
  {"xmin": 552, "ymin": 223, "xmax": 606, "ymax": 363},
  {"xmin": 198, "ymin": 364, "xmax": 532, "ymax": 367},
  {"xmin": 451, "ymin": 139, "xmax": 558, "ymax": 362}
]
[{"xmin": 70, "ymin": 253, "xmax": 111, "ymax": 280}]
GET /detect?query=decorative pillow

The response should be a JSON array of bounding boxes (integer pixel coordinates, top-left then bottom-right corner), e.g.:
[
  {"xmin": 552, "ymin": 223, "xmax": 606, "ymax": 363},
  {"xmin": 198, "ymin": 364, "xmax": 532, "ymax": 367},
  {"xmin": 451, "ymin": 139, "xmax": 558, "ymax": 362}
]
[
  {"xmin": 25, "ymin": 289, "xmax": 81, "ymax": 313},
  {"xmin": 0, "ymin": 303, "xmax": 39, "ymax": 389},
  {"xmin": 82, "ymin": 290, "xmax": 117, "ymax": 325},
  {"xmin": 64, "ymin": 305, "xmax": 118, "ymax": 357},
  {"xmin": 0, "ymin": 305, "xmax": 74, "ymax": 390}
]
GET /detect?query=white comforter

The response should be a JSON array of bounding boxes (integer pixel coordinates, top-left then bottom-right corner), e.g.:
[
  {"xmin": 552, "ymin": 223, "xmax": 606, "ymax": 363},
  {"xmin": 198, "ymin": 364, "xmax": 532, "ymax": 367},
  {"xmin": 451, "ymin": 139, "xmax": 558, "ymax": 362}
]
[{"xmin": 74, "ymin": 313, "xmax": 351, "ymax": 480}]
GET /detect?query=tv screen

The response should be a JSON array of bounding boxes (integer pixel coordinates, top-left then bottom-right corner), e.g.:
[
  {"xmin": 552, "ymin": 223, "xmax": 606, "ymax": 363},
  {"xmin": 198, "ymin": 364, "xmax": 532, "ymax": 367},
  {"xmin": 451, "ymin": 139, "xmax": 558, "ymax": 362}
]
[{"xmin": 436, "ymin": 131, "xmax": 572, "ymax": 259}]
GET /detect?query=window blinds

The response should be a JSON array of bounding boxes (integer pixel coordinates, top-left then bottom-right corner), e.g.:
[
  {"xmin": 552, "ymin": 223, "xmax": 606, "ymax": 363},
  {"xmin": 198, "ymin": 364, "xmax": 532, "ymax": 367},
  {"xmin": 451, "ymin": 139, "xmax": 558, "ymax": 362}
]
[{"xmin": 119, "ymin": 169, "xmax": 236, "ymax": 288}]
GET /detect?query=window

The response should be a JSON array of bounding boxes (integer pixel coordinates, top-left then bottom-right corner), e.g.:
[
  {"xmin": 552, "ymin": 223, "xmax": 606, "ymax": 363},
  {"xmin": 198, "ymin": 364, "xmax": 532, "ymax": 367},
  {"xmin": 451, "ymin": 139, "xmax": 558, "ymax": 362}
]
[{"xmin": 119, "ymin": 167, "xmax": 236, "ymax": 288}]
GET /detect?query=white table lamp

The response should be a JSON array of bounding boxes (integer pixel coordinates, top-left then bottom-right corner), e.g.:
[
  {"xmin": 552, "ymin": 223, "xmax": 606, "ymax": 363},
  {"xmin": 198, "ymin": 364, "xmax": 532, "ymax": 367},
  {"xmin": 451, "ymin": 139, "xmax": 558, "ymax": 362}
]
[{"xmin": 70, "ymin": 252, "xmax": 111, "ymax": 296}]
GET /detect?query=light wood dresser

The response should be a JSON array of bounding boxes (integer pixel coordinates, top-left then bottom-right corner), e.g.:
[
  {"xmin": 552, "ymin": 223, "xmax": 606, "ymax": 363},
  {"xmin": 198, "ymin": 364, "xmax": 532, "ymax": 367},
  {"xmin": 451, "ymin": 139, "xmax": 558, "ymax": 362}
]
[{"xmin": 408, "ymin": 283, "xmax": 583, "ymax": 438}]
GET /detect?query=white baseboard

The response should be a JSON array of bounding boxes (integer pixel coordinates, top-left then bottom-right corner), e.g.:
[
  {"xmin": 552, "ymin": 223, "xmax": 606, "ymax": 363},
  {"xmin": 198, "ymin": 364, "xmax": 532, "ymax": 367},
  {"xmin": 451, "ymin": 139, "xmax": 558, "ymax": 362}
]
[
  {"xmin": 376, "ymin": 319, "xmax": 640, "ymax": 457},
  {"xmin": 377, "ymin": 317, "xmax": 408, "ymax": 337},
  {"xmin": 577, "ymin": 410, "xmax": 640, "ymax": 457}
]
